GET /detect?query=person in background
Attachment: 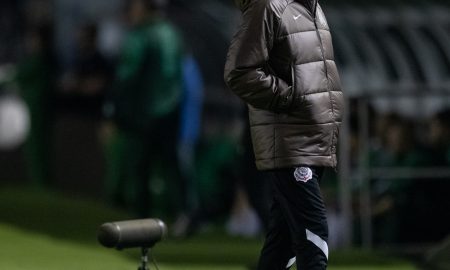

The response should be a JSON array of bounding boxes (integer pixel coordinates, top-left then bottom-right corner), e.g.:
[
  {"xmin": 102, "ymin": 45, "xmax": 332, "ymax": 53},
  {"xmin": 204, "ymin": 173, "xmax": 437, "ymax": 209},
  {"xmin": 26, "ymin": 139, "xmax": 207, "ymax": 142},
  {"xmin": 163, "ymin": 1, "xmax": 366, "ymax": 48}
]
[
  {"xmin": 60, "ymin": 24, "xmax": 111, "ymax": 116},
  {"xmin": 370, "ymin": 114, "xmax": 433, "ymax": 243},
  {"xmin": 15, "ymin": 24, "xmax": 56, "ymax": 187},
  {"xmin": 172, "ymin": 53, "xmax": 204, "ymax": 236},
  {"xmin": 414, "ymin": 109, "xmax": 450, "ymax": 243},
  {"xmin": 428, "ymin": 109, "xmax": 450, "ymax": 166},
  {"xmin": 104, "ymin": 0, "xmax": 184, "ymax": 218},
  {"xmin": 226, "ymin": 114, "xmax": 270, "ymax": 238}
]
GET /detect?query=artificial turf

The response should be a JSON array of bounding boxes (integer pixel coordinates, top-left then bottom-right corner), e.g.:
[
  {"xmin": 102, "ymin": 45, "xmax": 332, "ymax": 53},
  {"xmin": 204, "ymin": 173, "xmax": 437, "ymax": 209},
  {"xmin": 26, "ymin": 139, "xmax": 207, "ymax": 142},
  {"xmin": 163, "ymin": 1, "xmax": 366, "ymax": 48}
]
[{"xmin": 0, "ymin": 186, "xmax": 417, "ymax": 270}]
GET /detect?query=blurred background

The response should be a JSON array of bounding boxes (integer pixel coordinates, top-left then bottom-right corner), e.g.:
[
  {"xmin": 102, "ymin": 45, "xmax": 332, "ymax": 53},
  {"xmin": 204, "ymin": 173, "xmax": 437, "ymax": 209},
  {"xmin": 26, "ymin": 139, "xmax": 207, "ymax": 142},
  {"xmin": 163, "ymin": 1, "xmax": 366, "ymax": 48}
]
[{"xmin": 0, "ymin": 0, "xmax": 449, "ymax": 269}]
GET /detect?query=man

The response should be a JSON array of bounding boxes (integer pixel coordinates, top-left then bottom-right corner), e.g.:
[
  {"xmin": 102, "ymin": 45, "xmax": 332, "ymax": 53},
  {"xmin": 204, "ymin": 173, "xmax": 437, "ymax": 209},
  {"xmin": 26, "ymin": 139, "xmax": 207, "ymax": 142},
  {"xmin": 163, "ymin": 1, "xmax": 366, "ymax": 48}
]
[
  {"xmin": 16, "ymin": 24, "xmax": 56, "ymax": 187},
  {"xmin": 106, "ymin": 0, "xmax": 183, "ymax": 217},
  {"xmin": 224, "ymin": 0, "xmax": 344, "ymax": 269}
]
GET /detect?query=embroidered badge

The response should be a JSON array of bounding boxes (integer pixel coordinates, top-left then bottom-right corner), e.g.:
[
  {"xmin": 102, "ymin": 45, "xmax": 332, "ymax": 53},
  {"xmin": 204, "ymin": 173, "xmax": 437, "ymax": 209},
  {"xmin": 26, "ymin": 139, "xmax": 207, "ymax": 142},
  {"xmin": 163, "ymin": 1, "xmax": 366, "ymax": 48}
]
[{"xmin": 294, "ymin": 167, "xmax": 313, "ymax": 183}]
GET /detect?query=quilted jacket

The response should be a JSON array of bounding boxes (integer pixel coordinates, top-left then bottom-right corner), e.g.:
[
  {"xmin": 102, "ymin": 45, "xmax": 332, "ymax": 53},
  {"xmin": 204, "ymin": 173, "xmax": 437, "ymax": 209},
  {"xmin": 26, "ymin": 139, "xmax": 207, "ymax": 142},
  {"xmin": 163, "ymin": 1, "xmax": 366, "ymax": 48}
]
[{"xmin": 224, "ymin": 0, "xmax": 344, "ymax": 170}]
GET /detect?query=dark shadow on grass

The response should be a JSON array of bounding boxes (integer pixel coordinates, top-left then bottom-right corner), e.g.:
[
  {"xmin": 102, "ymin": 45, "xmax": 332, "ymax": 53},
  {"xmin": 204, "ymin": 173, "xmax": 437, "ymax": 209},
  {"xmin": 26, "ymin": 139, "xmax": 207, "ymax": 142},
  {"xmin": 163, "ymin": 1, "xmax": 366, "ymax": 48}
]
[{"xmin": 0, "ymin": 186, "xmax": 131, "ymax": 245}]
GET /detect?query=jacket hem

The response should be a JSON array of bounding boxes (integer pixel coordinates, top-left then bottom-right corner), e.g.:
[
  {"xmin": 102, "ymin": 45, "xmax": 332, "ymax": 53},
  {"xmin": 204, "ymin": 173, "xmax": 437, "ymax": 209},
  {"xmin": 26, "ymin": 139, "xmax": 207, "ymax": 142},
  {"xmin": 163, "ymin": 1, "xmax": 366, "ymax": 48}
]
[{"xmin": 255, "ymin": 154, "xmax": 336, "ymax": 171}]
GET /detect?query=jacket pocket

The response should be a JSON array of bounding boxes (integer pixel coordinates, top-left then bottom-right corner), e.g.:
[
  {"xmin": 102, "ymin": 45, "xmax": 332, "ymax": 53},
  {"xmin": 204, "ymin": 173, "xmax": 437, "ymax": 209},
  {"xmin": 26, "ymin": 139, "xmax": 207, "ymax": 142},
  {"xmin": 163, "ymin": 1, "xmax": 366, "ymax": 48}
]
[
  {"xmin": 290, "ymin": 63, "xmax": 303, "ymax": 110},
  {"xmin": 290, "ymin": 63, "xmax": 296, "ymax": 93}
]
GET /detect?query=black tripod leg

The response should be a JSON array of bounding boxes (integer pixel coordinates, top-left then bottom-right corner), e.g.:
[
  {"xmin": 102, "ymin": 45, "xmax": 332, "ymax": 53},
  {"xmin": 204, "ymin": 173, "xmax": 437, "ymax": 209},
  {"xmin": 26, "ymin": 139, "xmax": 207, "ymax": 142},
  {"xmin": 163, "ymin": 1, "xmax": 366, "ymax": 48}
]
[{"xmin": 138, "ymin": 248, "xmax": 149, "ymax": 270}]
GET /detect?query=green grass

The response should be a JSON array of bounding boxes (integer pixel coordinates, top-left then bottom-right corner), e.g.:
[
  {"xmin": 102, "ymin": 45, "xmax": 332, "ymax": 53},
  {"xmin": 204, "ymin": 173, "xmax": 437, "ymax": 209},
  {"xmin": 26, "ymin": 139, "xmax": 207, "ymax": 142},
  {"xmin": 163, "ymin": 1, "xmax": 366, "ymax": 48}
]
[
  {"xmin": 0, "ymin": 186, "xmax": 418, "ymax": 270},
  {"xmin": 0, "ymin": 224, "xmax": 415, "ymax": 270},
  {"xmin": 0, "ymin": 223, "xmax": 136, "ymax": 270},
  {"xmin": 0, "ymin": 186, "xmax": 131, "ymax": 245},
  {"xmin": 0, "ymin": 223, "xmax": 249, "ymax": 270}
]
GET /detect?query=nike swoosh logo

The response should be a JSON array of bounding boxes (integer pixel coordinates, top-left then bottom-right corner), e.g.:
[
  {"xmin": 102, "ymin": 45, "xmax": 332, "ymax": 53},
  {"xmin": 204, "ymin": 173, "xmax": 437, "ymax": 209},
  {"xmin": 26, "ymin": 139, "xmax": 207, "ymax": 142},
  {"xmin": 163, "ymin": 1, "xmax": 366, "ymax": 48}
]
[{"xmin": 293, "ymin": 14, "xmax": 301, "ymax": 20}]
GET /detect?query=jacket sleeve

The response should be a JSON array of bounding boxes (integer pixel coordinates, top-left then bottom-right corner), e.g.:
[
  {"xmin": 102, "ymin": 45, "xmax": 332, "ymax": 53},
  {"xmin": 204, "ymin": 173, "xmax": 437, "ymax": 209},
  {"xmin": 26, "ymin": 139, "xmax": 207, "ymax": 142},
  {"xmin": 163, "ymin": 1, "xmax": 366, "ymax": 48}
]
[{"xmin": 224, "ymin": 1, "xmax": 293, "ymax": 113}]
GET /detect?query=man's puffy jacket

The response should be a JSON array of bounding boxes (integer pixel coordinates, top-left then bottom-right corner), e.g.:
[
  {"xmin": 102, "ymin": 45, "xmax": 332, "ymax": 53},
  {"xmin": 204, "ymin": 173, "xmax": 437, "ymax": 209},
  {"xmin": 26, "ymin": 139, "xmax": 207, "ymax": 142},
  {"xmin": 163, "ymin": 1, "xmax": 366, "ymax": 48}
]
[{"xmin": 224, "ymin": 0, "xmax": 344, "ymax": 170}]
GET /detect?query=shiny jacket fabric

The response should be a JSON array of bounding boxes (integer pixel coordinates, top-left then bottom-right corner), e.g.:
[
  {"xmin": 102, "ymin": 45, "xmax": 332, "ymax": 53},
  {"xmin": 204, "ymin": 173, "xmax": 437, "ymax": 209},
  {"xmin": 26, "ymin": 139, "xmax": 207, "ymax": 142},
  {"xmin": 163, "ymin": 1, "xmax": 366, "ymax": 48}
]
[{"xmin": 224, "ymin": 0, "xmax": 344, "ymax": 170}]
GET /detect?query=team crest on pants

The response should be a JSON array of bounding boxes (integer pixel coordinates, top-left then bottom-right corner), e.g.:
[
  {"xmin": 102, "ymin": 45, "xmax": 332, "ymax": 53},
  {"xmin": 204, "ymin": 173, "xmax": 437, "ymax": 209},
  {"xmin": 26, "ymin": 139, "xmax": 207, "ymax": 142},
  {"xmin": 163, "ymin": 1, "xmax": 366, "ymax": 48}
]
[{"xmin": 294, "ymin": 167, "xmax": 313, "ymax": 183}]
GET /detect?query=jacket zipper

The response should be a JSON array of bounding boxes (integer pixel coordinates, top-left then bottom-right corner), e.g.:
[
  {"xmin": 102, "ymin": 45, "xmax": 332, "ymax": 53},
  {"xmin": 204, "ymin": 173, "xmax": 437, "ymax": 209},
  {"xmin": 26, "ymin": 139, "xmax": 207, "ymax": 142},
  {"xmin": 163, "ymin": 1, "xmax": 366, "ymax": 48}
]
[{"xmin": 313, "ymin": 1, "xmax": 337, "ymax": 166}]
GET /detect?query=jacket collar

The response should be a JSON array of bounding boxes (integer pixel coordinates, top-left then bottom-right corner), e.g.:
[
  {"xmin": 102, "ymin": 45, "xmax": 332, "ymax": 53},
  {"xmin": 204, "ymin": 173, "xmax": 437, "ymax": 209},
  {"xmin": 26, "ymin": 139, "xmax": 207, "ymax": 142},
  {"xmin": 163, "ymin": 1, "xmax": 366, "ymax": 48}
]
[
  {"xmin": 235, "ymin": 0, "xmax": 318, "ymax": 14},
  {"xmin": 296, "ymin": 0, "xmax": 318, "ymax": 14},
  {"xmin": 234, "ymin": 0, "xmax": 251, "ymax": 12}
]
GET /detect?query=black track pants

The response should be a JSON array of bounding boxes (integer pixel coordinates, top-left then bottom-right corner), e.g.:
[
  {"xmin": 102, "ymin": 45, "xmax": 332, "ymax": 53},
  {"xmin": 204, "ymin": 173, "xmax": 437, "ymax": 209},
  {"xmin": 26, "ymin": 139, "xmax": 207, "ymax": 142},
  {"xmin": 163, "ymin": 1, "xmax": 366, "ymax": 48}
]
[{"xmin": 256, "ymin": 166, "xmax": 328, "ymax": 270}]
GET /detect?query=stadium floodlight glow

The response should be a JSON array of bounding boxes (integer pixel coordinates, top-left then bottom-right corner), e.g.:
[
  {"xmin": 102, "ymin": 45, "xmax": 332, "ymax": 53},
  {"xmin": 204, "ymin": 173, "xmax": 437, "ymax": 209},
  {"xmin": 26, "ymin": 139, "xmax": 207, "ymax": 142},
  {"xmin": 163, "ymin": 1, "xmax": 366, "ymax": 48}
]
[{"xmin": 98, "ymin": 219, "xmax": 167, "ymax": 270}]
